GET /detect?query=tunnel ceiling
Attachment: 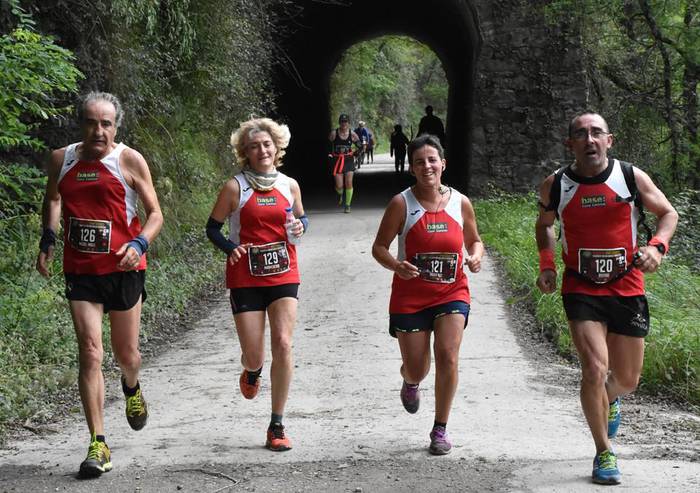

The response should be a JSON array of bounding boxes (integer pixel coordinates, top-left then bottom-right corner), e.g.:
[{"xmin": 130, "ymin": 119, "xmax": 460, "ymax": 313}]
[{"xmin": 273, "ymin": 0, "xmax": 481, "ymax": 191}]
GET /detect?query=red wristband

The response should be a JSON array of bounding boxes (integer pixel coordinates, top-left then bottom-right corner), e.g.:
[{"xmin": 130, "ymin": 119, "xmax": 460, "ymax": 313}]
[
  {"xmin": 539, "ymin": 249, "xmax": 556, "ymax": 272},
  {"xmin": 648, "ymin": 236, "xmax": 669, "ymax": 255}
]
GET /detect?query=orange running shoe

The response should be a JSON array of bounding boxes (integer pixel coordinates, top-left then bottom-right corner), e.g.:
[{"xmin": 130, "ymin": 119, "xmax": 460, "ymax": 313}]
[
  {"xmin": 266, "ymin": 424, "xmax": 292, "ymax": 451},
  {"xmin": 239, "ymin": 369, "xmax": 260, "ymax": 400}
]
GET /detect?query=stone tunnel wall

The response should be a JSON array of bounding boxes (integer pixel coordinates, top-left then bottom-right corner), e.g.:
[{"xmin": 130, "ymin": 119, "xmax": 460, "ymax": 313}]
[{"xmin": 469, "ymin": 0, "xmax": 589, "ymax": 194}]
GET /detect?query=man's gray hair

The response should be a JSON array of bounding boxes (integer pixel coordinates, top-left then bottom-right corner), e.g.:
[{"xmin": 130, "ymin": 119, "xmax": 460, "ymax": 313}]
[{"xmin": 78, "ymin": 91, "xmax": 124, "ymax": 128}]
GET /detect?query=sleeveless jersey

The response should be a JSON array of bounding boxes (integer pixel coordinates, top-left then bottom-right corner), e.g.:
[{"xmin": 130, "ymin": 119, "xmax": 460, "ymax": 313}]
[
  {"xmin": 389, "ymin": 187, "xmax": 470, "ymax": 314},
  {"xmin": 555, "ymin": 159, "xmax": 644, "ymax": 296},
  {"xmin": 226, "ymin": 172, "xmax": 300, "ymax": 288},
  {"xmin": 332, "ymin": 129, "xmax": 353, "ymax": 155},
  {"xmin": 58, "ymin": 142, "xmax": 146, "ymax": 275}
]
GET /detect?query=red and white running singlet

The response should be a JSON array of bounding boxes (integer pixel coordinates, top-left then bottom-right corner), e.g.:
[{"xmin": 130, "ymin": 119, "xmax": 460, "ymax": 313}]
[
  {"xmin": 389, "ymin": 187, "xmax": 470, "ymax": 314},
  {"xmin": 226, "ymin": 172, "xmax": 300, "ymax": 288},
  {"xmin": 58, "ymin": 142, "xmax": 146, "ymax": 275},
  {"xmin": 555, "ymin": 159, "xmax": 644, "ymax": 296}
]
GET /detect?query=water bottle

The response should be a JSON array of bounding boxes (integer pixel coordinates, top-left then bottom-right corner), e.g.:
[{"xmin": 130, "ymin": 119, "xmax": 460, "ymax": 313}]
[{"xmin": 285, "ymin": 207, "xmax": 300, "ymax": 245}]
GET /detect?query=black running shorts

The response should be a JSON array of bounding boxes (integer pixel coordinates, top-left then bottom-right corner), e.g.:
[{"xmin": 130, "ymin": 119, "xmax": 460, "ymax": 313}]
[
  {"xmin": 389, "ymin": 300, "xmax": 470, "ymax": 338},
  {"xmin": 562, "ymin": 293, "xmax": 649, "ymax": 337},
  {"xmin": 229, "ymin": 283, "xmax": 299, "ymax": 314},
  {"xmin": 65, "ymin": 270, "xmax": 146, "ymax": 313}
]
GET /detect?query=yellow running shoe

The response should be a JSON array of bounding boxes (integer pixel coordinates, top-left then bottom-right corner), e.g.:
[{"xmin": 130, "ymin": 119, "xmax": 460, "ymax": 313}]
[
  {"xmin": 79, "ymin": 436, "xmax": 112, "ymax": 478},
  {"xmin": 123, "ymin": 379, "xmax": 148, "ymax": 430}
]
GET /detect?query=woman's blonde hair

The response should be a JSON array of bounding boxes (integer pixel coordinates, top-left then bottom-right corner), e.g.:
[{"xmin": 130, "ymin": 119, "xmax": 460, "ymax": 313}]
[{"xmin": 230, "ymin": 117, "xmax": 291, "ymax": 168}]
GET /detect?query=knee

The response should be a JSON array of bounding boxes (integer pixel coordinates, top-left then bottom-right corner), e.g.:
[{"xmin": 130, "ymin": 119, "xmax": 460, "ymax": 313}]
[
  {"xmin": 580, "ymin": 359, "xmax": 608, "ymax": 387},
  {"xmin": 78, "ymin": 339, "xmax": 103, "ymax": 371},
  {"xmin": 611, "ymin": 371, "xmax": 640, "ymax": 394},
  {"xmin": 114, "ymin": 346, "xmax": 141, "ymax": 371},
  {"xmin": 270, "ymin": 334, "xmax": 293, "ymax": 361},
  {"xmin": 434, "ymin": 347, "xmax": 459, "ymax": 372}
]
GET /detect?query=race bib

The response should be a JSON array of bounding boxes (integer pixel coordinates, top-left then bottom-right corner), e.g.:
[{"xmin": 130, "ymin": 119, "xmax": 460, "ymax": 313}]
[
  {"xmin": 68, "ymin": 217, "xmax": 111, "ymax": 254},
  {"xmin": 248, "ymin": 241, "xmax": 290, "ymax": 277},
  {"xmin": 412, "ymin": 252, "xmax": 459, "ymax": 283},
  {"xmin": 578, "ymin": 247, "xmax": 627, "ymax": 284}
]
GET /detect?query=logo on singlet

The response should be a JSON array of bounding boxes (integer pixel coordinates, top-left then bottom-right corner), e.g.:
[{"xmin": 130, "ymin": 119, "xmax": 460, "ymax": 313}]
[
  {"xmin": 256, "ymin": 196, "xmax": 277, "ymax": 206},
  {"xmin": 581, "ymin": 195, "xmax": 606, "ymax": 208},
  {"xmin": 76, "ymin": 171, "xmax": 99, "ymax": 182},
  {"xmin": 426, "ymin": 222, "xmax": 448, "ymax": 233},
  {"xmin": 410, "ymin": 209, "xmax": 420, "ymax": 216},
  {"xmin": 243, "ymin": 187, "xmax": 252, "ymax": 192}
]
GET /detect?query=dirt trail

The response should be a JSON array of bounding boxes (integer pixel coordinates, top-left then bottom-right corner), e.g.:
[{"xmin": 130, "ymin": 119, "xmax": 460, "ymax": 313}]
[{"xmin": 1, "ymin": 158, "xmax": 698, "ymax": 492}]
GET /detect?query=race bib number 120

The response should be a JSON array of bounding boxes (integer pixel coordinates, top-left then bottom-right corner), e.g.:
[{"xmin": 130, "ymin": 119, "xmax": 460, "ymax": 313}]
[{"xmin": 578, "ymin": 247, "xmax": 627, "ymax": 284}]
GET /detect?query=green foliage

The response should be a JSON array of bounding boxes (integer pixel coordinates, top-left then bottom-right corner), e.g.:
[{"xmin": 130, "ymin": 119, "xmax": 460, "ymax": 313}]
[
  {"xmin": 544, "ymin": 0, "xmax": 700, "ymax": 190},
  {"xmin": 0, "ymin": 2, "xmax": 82, "ymax": 151},
  {"xmin": 475, "ymin": 194, "xmax": 699, "ymax": 404},
  {"xmin": 330, "ymin": 35, "xmax": 448, "ymax": 149}
]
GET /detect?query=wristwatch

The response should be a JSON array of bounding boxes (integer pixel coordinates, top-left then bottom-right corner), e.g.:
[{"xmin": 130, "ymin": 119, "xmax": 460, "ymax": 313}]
[{"xmin": 653, "ymin": 243, "xmax": 666, "ymax": 255}]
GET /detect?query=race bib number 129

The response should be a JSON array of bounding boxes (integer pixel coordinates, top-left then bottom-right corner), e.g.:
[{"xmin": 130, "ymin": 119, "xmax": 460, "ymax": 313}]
[{"xmin": 248, "ymin": 241, "xmax": 290, "ymax": 276}]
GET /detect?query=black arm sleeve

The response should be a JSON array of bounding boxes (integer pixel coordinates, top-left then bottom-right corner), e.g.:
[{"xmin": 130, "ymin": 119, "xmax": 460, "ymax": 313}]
[{"xmin": 206, "ymin": 216, "xmax": 237, "ymax": 255}]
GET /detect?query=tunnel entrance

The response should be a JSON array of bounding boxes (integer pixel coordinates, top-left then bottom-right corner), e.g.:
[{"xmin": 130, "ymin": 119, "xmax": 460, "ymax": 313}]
[
  {"xmin": 272, "ymin": 0, "xmax": 480, "ymax": 195},
  {"xmin": 328, "ymin": 35, "xmax": 448, "ymax": 160}
]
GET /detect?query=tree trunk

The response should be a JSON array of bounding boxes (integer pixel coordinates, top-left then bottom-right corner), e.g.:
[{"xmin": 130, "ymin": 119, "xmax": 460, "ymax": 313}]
[{"xmin": 639, "ymin": 0, "xmax": 681, "ymax": 184}]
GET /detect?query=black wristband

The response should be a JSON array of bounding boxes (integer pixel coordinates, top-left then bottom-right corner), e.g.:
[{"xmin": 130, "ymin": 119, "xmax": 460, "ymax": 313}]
[
  {"xmin": 39, "ymin": 228, "xmax": 56, "ymax": 254},
  {"xmin": 206, "ymin": 216, "xmax": 238, "ymax": 255}
]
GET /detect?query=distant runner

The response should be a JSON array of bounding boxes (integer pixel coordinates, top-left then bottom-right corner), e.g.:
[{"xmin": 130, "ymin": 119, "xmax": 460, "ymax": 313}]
[{"xmin": 329, "ymin": 114, "xmax": 359, "ymax": 213}]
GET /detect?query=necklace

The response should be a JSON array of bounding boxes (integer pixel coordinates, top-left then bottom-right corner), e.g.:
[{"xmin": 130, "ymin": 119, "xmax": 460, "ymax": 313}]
[{"xmin": 412, "ymin": 184, "xmax": 450, "ymax": 221}]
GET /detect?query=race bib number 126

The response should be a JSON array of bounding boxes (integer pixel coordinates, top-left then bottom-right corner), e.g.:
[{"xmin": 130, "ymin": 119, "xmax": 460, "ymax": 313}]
[{"xmin": 68, "ymin": 217, "xmax": 111, "ymax": 254}]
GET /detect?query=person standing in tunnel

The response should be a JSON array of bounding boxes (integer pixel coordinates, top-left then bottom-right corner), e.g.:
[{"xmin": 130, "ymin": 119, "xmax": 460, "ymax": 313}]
[
  {"xmin": 417, "ymin": 105, "xmax": 446, "ymax": 148},
  {"xmin": 36, "ymin": 91, "xmax": 163, "ymax": 478},
  {"xmin": 366, "ymin": 126, "xmax": 376, "ymax": 164},
  {"xmin": 535, "ymin": 111, "xmax": 677, "ymax": 485},
  {"xmin": 390, "ymin": 124, "xmax": 410, "ymax": 173},
  {"xmin": 206, "ymin": 117, "xmax": 308, "ymax": 452},
  {"xmin": 372, "ymin": 134, "xmax": 483, "ymax": 455},
  {"xmin": 329, "ymin": 114, "xmax": 360, "ymax": 213}
]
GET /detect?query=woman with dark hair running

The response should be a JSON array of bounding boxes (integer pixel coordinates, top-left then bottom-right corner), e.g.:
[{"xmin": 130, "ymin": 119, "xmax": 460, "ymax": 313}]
[{"xmin": 372, "ymin": 134, "xmax": 483, "ymax": 455}]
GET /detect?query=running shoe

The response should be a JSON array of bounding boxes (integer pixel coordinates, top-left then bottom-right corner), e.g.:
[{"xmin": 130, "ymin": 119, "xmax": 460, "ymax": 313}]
[
  {"xmin": 400, "ymin": 381, "xmax": 420, "ymax": 414},
  {"xmin": 123, "ymin": 380, "xmax": 148, "ymax": 431},
  {"xmin": 239, "ymin": 369, "xmax": 261, "ymax": 399},
  {"xmin": 429, "ymin": 426, "xmax": 452, "ymax": 455},
  {"xmin": 344, "ymin": 205, "xmax": 351, "ymax": 213},
  {"xmin": 266, "ymin": 423, "xmax": 292, "ymax": 451},
  {"xmin": 79, "ymin": 436, "xmax": 112, "ymax": 478},
  {"xmin": 592, "ymin": 449, "xmax": 621, "ymax": 485},
  {"xmin": 608, "ymin": 397, "xmax": 621, "ymax": 438}
]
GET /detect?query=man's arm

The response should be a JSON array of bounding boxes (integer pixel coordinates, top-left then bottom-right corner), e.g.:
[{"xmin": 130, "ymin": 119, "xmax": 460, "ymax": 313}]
[
  {"xmin": 117, "ymin": 147, "xmax": 164, "ymax": 270},
  {"xmin": 633, "ymin": 167, "xmax": 678, "ymax": 273},
  {"xmin": 535, "ymin": 174, "xmax": 558, "ymax": 293},
  {"xmin": 36, "ymin": 149, "xmax": 65, "ymax": 277}
]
